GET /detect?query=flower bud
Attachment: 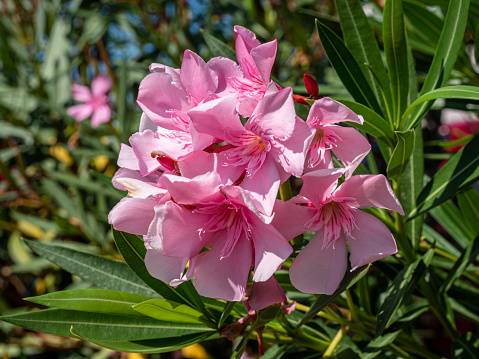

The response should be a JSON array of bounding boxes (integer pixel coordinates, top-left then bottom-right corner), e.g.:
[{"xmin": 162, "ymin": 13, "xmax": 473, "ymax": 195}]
[{"xmin": 304, "ymin": 74, "xmax": 319, "ymax": 97}]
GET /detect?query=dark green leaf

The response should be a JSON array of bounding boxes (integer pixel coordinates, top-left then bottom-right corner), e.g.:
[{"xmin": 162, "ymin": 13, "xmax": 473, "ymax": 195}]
[
  {"xmin": 296, "ymin": 265, "xmax": 369, "ymax": 328},
  {"xmin": 1, "ymin": 309, "xmax": 215, "ymax": 341},
  {"xmin": 360, "ymin": 332, "xmax": 400, "ymax": 359},
  {"xmin": 202, "ymin": 31, "xmax": 236, "ymax": 61},
  {"xmin": 457, "ymin": 188, "xmax": 479, "ymax": 238},
  {"xmin": 400, "ymin": 126, "xmax": 424, "ymax": 249},
  {"xmin": 383, "ymin": 0, "xmax": 409, "ymax": 126},
  {"xmin": 133, "ymin": 299, "xmax": 210, "ymax": 325},
  {"xmin": 335, "ymin": 0, "xmax": 391, "ymax": 116},
  {"xmin": 218, "ymin": 301, "xmax": 237, "ymax": 328},
  {"xmin": 315, "ymin": 19, "xmax": 383, "ymax": 115},
  {"xmin": 409, "ymin": 134, "xmax": 479, "ymax": 218},
  {"xmin": 26, "ymin": 289, "xmax": 150, "ymax": 317},
  {"xmin": 25, "ymin": 239, "xmax": 157, "ymax": 297},
  {"xmin": 403, "ymin": 0, "xmax": 471, "ymax": 130},
  {"xmin": 386, "ymin": 130, "xmax": 415, "ymax": 180},
  {"xmin": 440, "ymin": 235, "xmax": 479, "ymax": 293}
]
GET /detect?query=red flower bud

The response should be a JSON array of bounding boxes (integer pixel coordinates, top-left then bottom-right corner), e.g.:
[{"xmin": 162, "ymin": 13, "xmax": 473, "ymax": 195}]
[
  {"xmin": 293, "ymin": 94, "xmax": 309, "ymax": 105},
  {"xmin": 304, "ymin": 74, "xmax": 319, "ymax": 97}
]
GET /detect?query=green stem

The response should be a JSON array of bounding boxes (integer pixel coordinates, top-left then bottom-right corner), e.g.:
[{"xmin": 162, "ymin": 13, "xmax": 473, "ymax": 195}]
[
  {"xmin": 279, "ymin": 179, "xmax": 293, "ymax": 201},
  {"xmin": 322, "ymin": 327, "xmax": 344, "ymax": 358},
  {"xmin": 345, "ymin": 289, "xmax": 359, "ymax": 322}
]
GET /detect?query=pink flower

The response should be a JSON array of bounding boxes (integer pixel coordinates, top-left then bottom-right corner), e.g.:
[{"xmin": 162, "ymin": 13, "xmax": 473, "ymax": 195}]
[
  {"xmin": 189, "ymin": 87, "xmax": 315, "ymax": 215},
  {"xmin": 67, "ymin": 75, "xmax": 112, "ymax": 128},
  {"xmin": 273, "ymin": 169, "xmax": 403, "ymax": 294},
  {"xmin": 144, "ymin": 172, "xmax": 293, "ymax": 302},
  {"xmin": 306, "ymin": 98, "xmax": 371, "ymax": 178},
  {"xmin": 231, "ymin": 26, "xmax": 278, "ymax": 117}
]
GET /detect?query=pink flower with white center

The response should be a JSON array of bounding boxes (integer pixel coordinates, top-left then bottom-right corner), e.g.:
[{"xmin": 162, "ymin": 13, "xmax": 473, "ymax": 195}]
[
  {"xmin": 189, "ymin": 87, "xmax": 315, "ymax": 215},
  {"xmin": 67, "ymin": 75, "xmax": 112, "ymax": 128},
  {"xmin": 144, "ymin": 172, "xmax": 292, "ymax": 302},
  {"xmin": 272, "ymin": 168, "xmax": 404, "ymax": 295},
  {"xmin": 231, "ymin": 26, "xmax": 278, "ymax": 117},
  {"xmin": 306, "ymin": 98, "xmax": 371, "ymax": 178}
]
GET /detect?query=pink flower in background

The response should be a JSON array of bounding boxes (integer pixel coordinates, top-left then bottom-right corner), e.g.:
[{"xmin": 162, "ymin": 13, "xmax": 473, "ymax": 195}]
[
  {"xmin": 67, "ymin": 75, "xmax": 112, "ymax": 128},
  {"xmin": 273, "ymin": 169, "xmax": 403, "ymax": 295},
  {"xmin": 306, "ymin": 98, "xmax": 370, "ymax": 178}
]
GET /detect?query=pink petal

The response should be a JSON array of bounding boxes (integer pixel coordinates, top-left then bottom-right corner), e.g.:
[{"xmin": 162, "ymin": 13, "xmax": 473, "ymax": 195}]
[
  {"xmin": 147, "ymin": 201, "xmax": 213, "ymax": 258},
  {"xmin": 114, "ymin": 177, "xmax": 166, "ymax": 199},
  {"xmin": 91, "ymin": 75, "xmax": 112, "ymax": 96},
  {"xmin": 329, "ymin": 126, "xmax": 371, "ymax": 179},
  {"xmin": 207, "ymin": 56, "xmax": 243, "ymax": 97},
  {"xmin": 113, "ymin": 168, "xmax": 161, "ymax": 191},
  {"xmin": 271, "ymin": 200, "xmax": 317, "ymax": 240},
  {"xmin": 307, "ymin": 97, "xmax": 364, "ymax": 127},
  {"xmin": 290, "ymin": 230, "xmax": 348, "ymax": 294},
  {"xmin": 180, "ymin": 50, "xmax": 218, "ymax": 104},
  {"xmin": 270, "ymin": 118, "xmax": 315, "ymax": 177},
  {"xmin": 347, "ymin": 210, "xmax": 398, "ymax": 270},
  {"xmin": 234, "ymin": 26, "xmax": 261, "ymax": 55},
  {"xmin": 91, "ymin": 104, "xmax": 111, "ymax": 128},
  {"xmin": 159, "ymin": 172, "xmax": 223, "ymax": 205},
  {"xmin": 250, "ymin": 39, "xmax": 277, "ymax": 84},
  {"xmin": 240, "ymin": 156, "xmax": 280, "ymax": 216},
  {"xmin": 193, "ymin": 233, "xmax": 252, "ymax": 301},
  {"xmin": 137, "ymin": 72, "xmax": 188, "ymax": 130},
  {"xmin": 250, "ymin": 215, "xmax": 292, "ymax": 282},
  {"xmin": 304, "ymin": 149, "xmax": 334, "ymax": 174},
  {"xmin": 220, "ymin": 185, "xmax": 266, "ymax": 222},
  {"xmin": 108, "ymin": 197, "xmax": 157, "ymax": 235},
  {"xmin": 188, "ymin": 120, "xmax": 215, "ymax": 152},
  {"xmin": 300, "ymin": 168, "xmax": 344, "ymax": 207},
  {"xmin": 247, "ymin": 276, "xmax": 286, "ymax": 311},
  {"xmin": 333, "ymin": 174, "xmax": 404, "ymax": 214},
  {"xmin": 188, "ymin": 93, "xmax": 243, "ymax": 141},
  {"xmin": 71, "ymin": 84, "xmax": 92, "ymax": 102},
  {"xmin": 237, "ymin": 97, "xmax": 259, "ymax": 118},
  {"xmin": 145, "ymin": 249, "xmax": 189, "ymax": 285},
  {"xmin": 118, "ymin": 144, "xmax": 140, "ymax": 171},
  {"xmin": 67, "ymin": 104, "xmax": 93, "ymax": 122},
  {"xmin": 247, "ymin": 87, "xmax": 296, "ymax": 141},
  {"xmin": 139, "ymin": 113, "xmax": 158, "ymax": 132},
  {"xmin": 129, "ymin": 130, "xmax": 164, "ymax": 176}
]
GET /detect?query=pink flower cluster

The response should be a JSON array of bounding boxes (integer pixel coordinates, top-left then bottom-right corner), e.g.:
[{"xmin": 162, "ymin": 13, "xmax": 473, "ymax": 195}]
[{"xmin": 109, "ymin": 26, "xmax": 403, "ymax": 310}]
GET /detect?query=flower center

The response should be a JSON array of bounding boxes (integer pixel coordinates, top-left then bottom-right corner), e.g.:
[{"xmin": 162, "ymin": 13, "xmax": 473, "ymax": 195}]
[
  {"xmin": 195, "ymin": 200, "xmax": 252, "ymax": 258},
  {"xmin": 307, "ymin": 127, "xmax": 341, "ymax": 168}
]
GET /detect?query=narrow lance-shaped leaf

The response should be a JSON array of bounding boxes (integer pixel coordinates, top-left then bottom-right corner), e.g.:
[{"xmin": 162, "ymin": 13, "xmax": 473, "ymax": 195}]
[
  {"xmin": 386, "ymin": 130, "xmax": 415, "ymax": 180},
  {"xmin": 26, "ymin": 289, "xmax": 150, "ymax": 317},
  {"xmin": 403, "ymin": 0, "xmax": 471, "ymax": 130},
  {"xmin": 440, "ymin": 234, "xmax": 479, "ymax": 294},
  {"xmin": 409, "ymin": 134, "xmax": 479, "ymax": 219},
  {"xmin": 403, "ymin": 85, "xmax": 479, "ymax": 128},
  {"xmin": 376, "ymin": 250, "xmax": 433, "ymax": 337},
  {"xmin": 202, "ymin": 31, "xmax": 236, "ymax": 61},
  {"xmin": 457, "ymin": 189, "xmax": 479, "ymax": 238},
  {"xmin": 400, "ymin": 126, "xmax": 424, "ymax": 250},
  {"xmin": 335, "ymin": 0, "xmax": 392, "ymax": 116},
  {"xmin": 452, "ymin": 333, "xmax": 479, "ymax": 359},
  {"xmin": 25, "ymin": 240, "xmax": 158, "ymax": 298},
  {"xmin": 315, "ymin": 19, "xmax": 383, "ymax": 116},
  {"xmin": 0, "ymin": 309, "xmax": 215, "ymax": 342},
  {"xmin": 70, "ymin": 327, "xmax": 216, "ymax": 354},
  {"xmin": 383, "ymin": 0, "xmax": 409, "ymax": 127},
  {"xmin": 133, "ymin": 299, "xmax": 211, "ymax": 325}
]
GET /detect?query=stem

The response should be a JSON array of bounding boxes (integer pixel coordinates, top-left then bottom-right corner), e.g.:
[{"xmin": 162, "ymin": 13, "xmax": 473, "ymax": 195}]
[
  {"xmin": 322, "ymin": 327, "xmax": 344, "ymax": 358},
  {"xmin": 345, "ymin": 289, "xmax": 359, "ymax": 322},
  {"xmin": 279, "ymin": 179, "xmax": 293, "ymax": 201}
]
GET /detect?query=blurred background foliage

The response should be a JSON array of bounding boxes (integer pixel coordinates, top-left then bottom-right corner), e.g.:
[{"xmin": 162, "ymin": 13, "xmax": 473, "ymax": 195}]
[{"xmin": 1, "ymin": 0, "xmax": 478, "ymax": 358}]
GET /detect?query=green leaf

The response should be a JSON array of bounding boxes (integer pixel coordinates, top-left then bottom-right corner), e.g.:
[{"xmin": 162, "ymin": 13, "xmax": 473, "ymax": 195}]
[
  {"xmin": 112, "ymin": 229, "xmax": 187, "ymax": 303},
  {"xmin": 440, "ymin": 234, "xmax": 479, "ymax": 293},
  {"xmin": 335, "ymin": 99, "xmax": 395, "ymax": 146},
  {"xmin": 385, "ymin": 301, "xmax": 429, "ymax": 334},
  {"xmin": 453, "ymin": 333, "xmax": 479, "ymax": 359},
  {"xmin": 202, "ymin": 31, "xmax": 236, "ymax": 61},
  {"xmin": 70, "ymin": 328, "xmax": 215, "ymax": 354},
  {"xmin": 376, "ymin": 255, "xmax": 428, "ymax": 337},
  {"xmin": 0, "ymin": 309, "xmax": 214, "ymax": 341},
  {"xmin": 403, "ymin": 86, "xmax": 479, "ymax": 129},
  {"xmin": 360, "ymin": 332, "xmax": 400, "ymax": 359},
  {"xmin": 315, "ymin": 19, "xmax": 383, "ymax": 115},
  {"xmin": 25, "ymin": 239, "xmax": 157, "ymax": 298},
  {"xmin": 26, "ymin": 289, "xmax": 150, "ymax": 317},
  {"xmin": 403, "ymin": 0, "xmax": 471, "ymax": 130},
  {"xmin": 400, "ymin": 126, "xmax": 424, "ymax": 250},
  {"xmin": 386, "ymin": 130, "xmax": 415, "ymax": 180},
  {"xmin": 383, "ymin": 0, "xmax": 409, "ymax": 126},
  {"xmin": 457, "ymin": 189, "xmax": 479, "ymax": 238},
  {"xmin": 218, "ymin": 301, "xmax": 236, "ymax": 328},
  {"xmin": 296, "ymin": 265, "xmax": 369, "ymax": 328},
  {"xmin": 408, "ymin": 134, "xmax": 479, "ymax": 218},
  {"xmin": 133, "ymin": 299, "xmax": 210, "ymax": 325},
  {"xmin": 335, "ymin": 0, "xmax": 391, "ymax": 116}
]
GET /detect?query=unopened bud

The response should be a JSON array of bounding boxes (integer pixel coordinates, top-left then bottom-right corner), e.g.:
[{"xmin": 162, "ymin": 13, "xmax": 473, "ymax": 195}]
[{"xmin": 304, "ymin": 74, "xmax": 319, "ymax": 97}]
